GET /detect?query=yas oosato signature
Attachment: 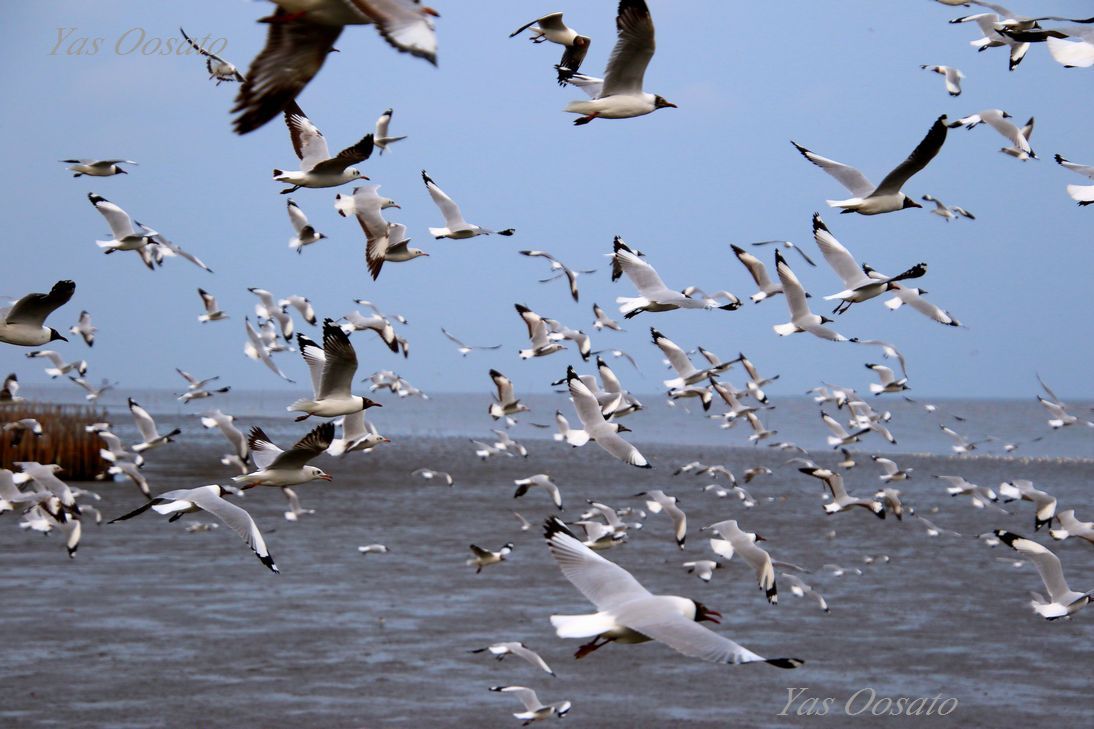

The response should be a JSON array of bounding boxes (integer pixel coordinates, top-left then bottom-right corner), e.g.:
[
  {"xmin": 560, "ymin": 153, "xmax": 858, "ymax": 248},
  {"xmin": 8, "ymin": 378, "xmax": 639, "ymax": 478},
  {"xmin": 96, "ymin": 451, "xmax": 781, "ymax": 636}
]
[
  {"xmin": 779, "ymin": 687, "xmax": 959, "ymax": 717},
  {"xmin": 50, "ymin": 27, "xmax": 227, "ymax": 57}
]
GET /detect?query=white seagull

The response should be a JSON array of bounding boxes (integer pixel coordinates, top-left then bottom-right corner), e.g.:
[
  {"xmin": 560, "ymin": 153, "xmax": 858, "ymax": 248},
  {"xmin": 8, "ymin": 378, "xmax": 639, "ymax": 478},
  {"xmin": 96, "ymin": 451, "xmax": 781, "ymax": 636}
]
[
  {"xmin": 791, "ymin": 114, "xmax": 949, "ymax": 214},
  {"xmin": 468, "ymin": 542, "xmax": 514, "ymax": 573},
  {"xmin": 640, "ymin": 489, "xmax": 687, "ymax": 549},
  {"xmin": 703, "ymin": 520, "xmax": 778, "ymax": 604},
  {"xmin": 244, "ymin": 318, "xmax": 294, "ymax": 383},
  {"xmin": 180, "ymin": 27, "xmax": 244, "ymax": 84},
  {"xmin": 421, "ymin": 170, "xmax": 514, "ymax": 239},
  {"xmin": 612, "ymin": 238, "xmax": 729, "ymax": 317},
  {"xmin": 471, "ymin": 642, "xmax": 556, "ymax": 677},
  {"xmin": 128, "ymin": 398, "xmax": 181, "ymax": 453},
  {"xmin": 921, "ymin": 194, "xmax": 975, "ymax": 221},
  {"xmin": 197, "ymin": 288, "xmax": 228, "ymax": 323},
  {"xmin": 441, "ymin": 328, "xmax": 501, "ymax": 356},
  {"xmin": 233, "ymin": 422, "xmax": 334, "ymax": 489},
  {"xmin": 566, "ymin": 366, "xmax": 649, "ymax": 468},
  {"xmin": 373, "ymin": 108, "xmax": 407, "ymax": 154},
  {"xmin": 289, "ymin": 320, "xmax": 382, "ymax": 420},
  {"xmin": 86, "ymin": 193, "xmax": 157, "ymax": 267},
  {"xmin": 274, "ymin": 101, "xmax": 374, "ymax": 193},
  {"xmin": 110, "ymin": 484, "xmax": 278, "ymax": 573},
  {"xmin": 510, "ymin": 11, "xmax": 591, "ymax": 83},
  {"xmin": 26, "ymin": 350, "xmax": 86, "ymax": 379},
  {"xmin": 882, "ymin": 284, "xmax": 961, "ymax": 327},
  {"xmin": 544, "ymin": 517, "xmax": 802, "ymax": 667},
  {"xmin": 286, "ymin": 199, "xmax": 327, "ymax": 253},
  {"xmin": 920, "ymin": 64, "xmax": 965, "ymax": 95},
  {"xmin": 69, "ymin": 310, "xmax": 96, "ymax": 346},
  {"xmin": 334, "ymin": 184, "xmax": 401, "ymax": 278},
  {"xmin": 516, "ymin": 304, "xmax": 566, "ymax": 359},
  {"xmin": 866, "ymin": 364, "xmax": 909, "ymax": 395},
  {"xmin": 949, "ymin": 109, "xmax": 1035, "ymax": 159},
  {"xmin": 489, "ymin": 369, "xmax": 530, "ymax": 420},
  {"xmin": 1049, "ymin": 510, "xmax": 1094, "ymax": 544},
  {"xmin": 799, "ymin": 466, "xmax": 885, "ymax": 518},
  {"xmin": 514, "ymin": 474, "xmax": 564, "ymax": 510},
  {"xmin": 1054, "ymin": 154, "xmax": 1094, "ymax": 206},
  {"xmin": 993, "ymin": 530, "xmax": 1091, "ymax": 619},
  {"xmin": 62, "ymin": 159, "xmax": 136, "ymax": 177},
  {"xmin": 730, "ymin": 244, "xmax": 783, "ymax": 303},
  {"xmin": 488, "ymin": 686, "xmax": 571, "ymax": 725},
  {"xmin": 813, "ymin": 214, "xmax": 927, "ymax": 314},
  {"xmin": 772, "ymin": 251, "xmax": 847, "ymax": 341},
  {"xmin": 0, "ymin": 280, "xmax": 74, "ymax": 347},
  {"xmin": 561, "ymin": 0, "xmax": 675, "ymax": 125}
]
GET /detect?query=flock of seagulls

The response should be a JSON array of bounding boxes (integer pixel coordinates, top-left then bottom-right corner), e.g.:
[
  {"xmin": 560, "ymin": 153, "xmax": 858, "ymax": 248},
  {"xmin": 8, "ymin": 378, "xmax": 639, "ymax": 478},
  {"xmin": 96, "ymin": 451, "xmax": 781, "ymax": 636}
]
[{"xmin": 1, "ymin": 0, "xmax": 1091, "ymax": 724}]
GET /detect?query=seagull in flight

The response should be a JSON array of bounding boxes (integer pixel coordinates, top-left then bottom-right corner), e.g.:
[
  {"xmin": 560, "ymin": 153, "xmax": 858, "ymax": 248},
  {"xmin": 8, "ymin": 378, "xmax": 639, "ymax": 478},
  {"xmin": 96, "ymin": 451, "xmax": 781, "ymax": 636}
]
[
  {"xmin": 772, "ymin": 251, "xmax": 847, "ymax": 341},
  {"xmin": 180, "ymin": 27, "xmax": 244, "ymax": 85},
  {"xmin": 421, "ymin": 170, "xmax": 514, "ymax": 239},
  {"xmin": 274, "ymin": 101, "xmax": 374, "ymax": 194},
  {"xmin": 231, "ymin": 0, "xmax": 437, "ymax": 134},
  {"xmin": 791, "ymin": 115, "xmax": 949, "ymax": 214},
  {"xmin": 993, "ymin": 530, "xmax": 1091, "ymax": 619},
  {"xmin": 561, "ymin": 0, "xmax": 676, "ymax": 125},
  {"xmin": 543, "ymin": 517, "xmax": 802, "ymax": 667},
  {"xmin": 109, "ymin": 484, "xmax": 278, "ymax": 573},
  {"xmin": 62, "ymin": 159, "xmax": 137, "ymax": 177},
  {"xmin": 510, "ymin": 11, "xmax": 591, "ymax": 84},
  {"xmin": 441, "ymin": 328, "xmax": 501, "ymax": 356}
]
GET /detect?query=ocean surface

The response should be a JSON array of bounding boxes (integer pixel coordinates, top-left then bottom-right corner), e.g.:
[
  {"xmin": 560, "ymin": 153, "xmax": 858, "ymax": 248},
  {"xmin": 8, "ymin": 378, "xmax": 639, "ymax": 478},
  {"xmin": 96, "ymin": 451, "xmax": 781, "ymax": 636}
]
[{"xmin": 1, "ymin": 388, "xmax": 1092, "ymax": 727}]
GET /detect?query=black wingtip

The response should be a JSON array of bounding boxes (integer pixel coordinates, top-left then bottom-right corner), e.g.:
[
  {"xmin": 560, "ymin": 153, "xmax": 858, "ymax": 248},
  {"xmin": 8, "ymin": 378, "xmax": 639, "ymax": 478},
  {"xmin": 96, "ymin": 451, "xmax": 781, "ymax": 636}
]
[{"xmin": 543, "ymin": 516, "xmax": 577, "ymax": 541}]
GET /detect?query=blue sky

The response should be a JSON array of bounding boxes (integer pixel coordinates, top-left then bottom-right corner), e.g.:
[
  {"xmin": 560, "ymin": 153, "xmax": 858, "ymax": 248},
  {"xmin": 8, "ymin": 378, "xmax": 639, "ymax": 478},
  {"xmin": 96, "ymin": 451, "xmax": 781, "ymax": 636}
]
[{"xmin": 3, "ymin": 1, "xmax": 1092, "ymax": 399}]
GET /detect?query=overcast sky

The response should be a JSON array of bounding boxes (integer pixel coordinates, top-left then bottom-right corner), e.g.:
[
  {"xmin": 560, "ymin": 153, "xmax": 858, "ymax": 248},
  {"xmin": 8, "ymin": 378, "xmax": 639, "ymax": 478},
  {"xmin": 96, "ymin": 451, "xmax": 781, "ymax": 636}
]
[{"xmin": 3, "ymin": 1, "xmax": 1092, "ymax": 400}]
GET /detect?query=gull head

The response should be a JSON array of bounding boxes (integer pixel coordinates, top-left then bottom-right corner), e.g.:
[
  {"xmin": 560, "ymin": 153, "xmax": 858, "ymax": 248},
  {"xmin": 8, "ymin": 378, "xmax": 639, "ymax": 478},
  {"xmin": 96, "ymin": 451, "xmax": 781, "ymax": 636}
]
[
  {"xmin": 307, "ymin": 466, "xmax": 333, "ymax": 482},
  {"xmin": 347, "ymin": 168, "xmax": 368, "ymax": 181},
  {"xmin": 380, "ymin": 198, "xmax": 401, "ymax": 210},
  {"xmin": 693, "ymin": 601, "xmax": 722, "ymax": 624},
  {"xmin": 49, "ymin": 329, "xmax": 68, "ymax": 343},
  {"xmin": 654, "ymin": 95, "xmax": 677, "ymax": 110},
  {"xmin": 407, "ymin": 248, "xmax": 429, "ymax": 259},
  {"xmin": 902, "ymin": 196, "xmax": 923, "ymax": 209},
  {"xmin": 360, "ymin": 397, "xmax": 383, "ymax": 411}
]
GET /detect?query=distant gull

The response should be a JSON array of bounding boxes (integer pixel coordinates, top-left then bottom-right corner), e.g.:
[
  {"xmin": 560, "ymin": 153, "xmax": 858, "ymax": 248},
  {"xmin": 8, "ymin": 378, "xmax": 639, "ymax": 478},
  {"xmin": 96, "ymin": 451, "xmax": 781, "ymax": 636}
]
[
  {"xmin": 489, "ymin": 369, "xmax": 531, "ymax": 420},
  {"xmin": 488, "ymin": 685, "xmax": 570, "ymax": 725},
  {"xmin": 730, "ymin": 245, "xmax": 783, "ymax": 303},
  {"xmin": 772, "ymin": 251, "xmax": 847, "ymax": 341},
  {"xmin": 61, "ymin": 159, "xmax": 136, "ymax": 177},
  {"xmin": 920, "ymin": 64, "xmax": 965, "ymax": 95},
  {"xmin": 566, "ymin": 366, "xmax": 649, "ymax": 468},
  {"xmin": 421, "ymin": 170, "xmax": 515, "ymax": 239},
  {"xmin": 286, "ymin": 199, "xmax": 327, "ymax": 253},
  {"xmin": 180, "ymin": 27, "xmax": 244, "ymax": 84},
  {"xmin": 26, "ymin": 349, "xmax": 86, "ymax": 379},
  {"xmin": 949, "ymin": 109, "xmax": 1035, "ymax": 158},
  {"xmin": 703, "ymin": 520, "xmax": 778, "ymax": 604},
  {"xmin": 197, "ymin": 288, "xmax": 228, "ymax": 323},
  {"xmin": 68, "ymin": 310, "xmax": 96, "ymax": 347},
  {"xmin": 510, "ymin": 11, "xmax": 591, "ymax": 83},
  {"xmin": 468, "ymin": 542, "xmax": 514, "ymax": 573},
  {"xmin": 639, "ymin": 489, "xmax": 686, "ymax": 548},
  {"xmin": 373, "ymin": 108, "xmax": 408, "ymax": 154},
  {"xmin": 921, "ymin": 194, "xmax": 975, "ymax": 221},
  {"xmin": 471, "ymin": 642, "xmax": 556, "ymax": 677},
  {"xmin": 799, "ymin": 466, "xmax": 886, "ymax": 518},
  {"xmin": 128, "ymin": 398, "xmax": 181, "ymax": 453},
  {"xmin": 442, "ymin": 328, "xmax": 501, "ymax": 356},
  {"xmin": 613, "ymin": 238, "xmax": 731, "ymax": 317},
  {"xmin": 334, "ymin": 184, "xmax": 401, "ymax": 278}
]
